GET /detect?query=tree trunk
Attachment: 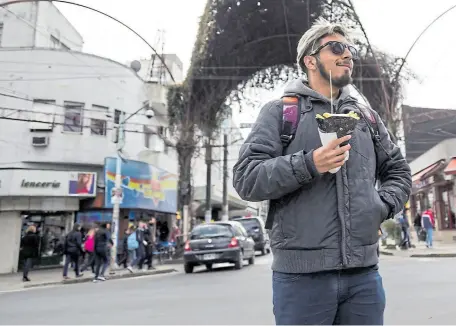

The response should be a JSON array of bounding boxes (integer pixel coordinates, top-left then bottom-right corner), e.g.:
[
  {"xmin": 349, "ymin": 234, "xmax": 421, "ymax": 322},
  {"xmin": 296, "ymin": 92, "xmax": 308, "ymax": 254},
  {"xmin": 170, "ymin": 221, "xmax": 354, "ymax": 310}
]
[{"xmin": 177, "ymin": 145, "xmax": 193, "ymax": 212}]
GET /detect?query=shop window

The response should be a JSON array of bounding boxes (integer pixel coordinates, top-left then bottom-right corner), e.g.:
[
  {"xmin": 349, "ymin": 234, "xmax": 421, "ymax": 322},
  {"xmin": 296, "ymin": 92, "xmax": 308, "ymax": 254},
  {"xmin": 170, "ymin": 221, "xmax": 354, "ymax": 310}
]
[{"xmin": 18, "ymin": 214, "xmax": 69, "ymax": 270}]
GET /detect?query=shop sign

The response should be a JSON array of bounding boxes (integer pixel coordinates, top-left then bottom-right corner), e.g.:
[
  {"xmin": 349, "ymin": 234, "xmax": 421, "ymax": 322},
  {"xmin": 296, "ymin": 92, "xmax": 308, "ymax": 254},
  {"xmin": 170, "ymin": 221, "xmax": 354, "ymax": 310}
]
[
  {"xmin": 0, "ymin": 170, "xmax": 97, "ymax": 197},
  {"xmin": 104, "ymin": 157, "xmax": 177, "ymax": 213},
  {"xmin": 413, "ymin": 175, "xmax": 434, "ymax": 191},
  {"xmin": 21, "ymin": 180, "xmax": 61, "ymax": 189}
]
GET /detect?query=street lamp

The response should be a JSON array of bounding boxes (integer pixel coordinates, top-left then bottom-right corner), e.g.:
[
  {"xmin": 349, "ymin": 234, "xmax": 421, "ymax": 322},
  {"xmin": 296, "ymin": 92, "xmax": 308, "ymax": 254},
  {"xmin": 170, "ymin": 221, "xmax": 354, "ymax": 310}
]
[{"xmin": 110, "ymin": 103, "xmax": 155, "ymax": 270}]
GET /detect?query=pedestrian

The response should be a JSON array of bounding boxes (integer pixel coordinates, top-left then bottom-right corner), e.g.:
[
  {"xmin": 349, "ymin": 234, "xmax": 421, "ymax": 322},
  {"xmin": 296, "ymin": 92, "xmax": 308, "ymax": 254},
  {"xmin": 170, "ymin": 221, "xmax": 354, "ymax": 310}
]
[
  {"xmin": 20, "ymin": 225, "xmax": 39, "ymax": 282},
  {"xmin": 233, "ymin": 18, "xmax": 412, "ymax": 325},
  {"xmin": 398, "ymin": 209, "xmax": 411, "ymax": 249},
  {"xmin": 127, "ymin": 222, "xmax": 147, "ymax": 272},
  {"xmin": 413, "ymin": 212, "xmax": 422, "ymax": 241},
  {"xmin": 93, "ymin": 223, "xmax": 111, "ymax": 282},
  {"xmin": 144, "ymin": 217, "xmax": 157, "ymax": 270},
  {"xmin": 80, "ymin": 226, "xmax": 96, "ymax": 274},
  {"xmin": 126, "ymin": 225, "xmax": 139, "ymax": 272},
  {"xmin": 421, "ymin": 207, "xmax": 435, "ymax": 249},
  {"xmin": 117, "ymin": 229, "xmax": 130, "ymax": 269},
  {"xmin": 62, "ymin": 223, "xmax": 84, "ymax": 280}
]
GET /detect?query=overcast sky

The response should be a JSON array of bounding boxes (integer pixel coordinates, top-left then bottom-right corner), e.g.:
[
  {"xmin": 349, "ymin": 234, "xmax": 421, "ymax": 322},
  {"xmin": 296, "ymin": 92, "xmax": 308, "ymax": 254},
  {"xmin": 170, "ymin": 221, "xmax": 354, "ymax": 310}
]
[{"xmin": 55, "ymin": 0, "xmax": 456, "ymax": 123}]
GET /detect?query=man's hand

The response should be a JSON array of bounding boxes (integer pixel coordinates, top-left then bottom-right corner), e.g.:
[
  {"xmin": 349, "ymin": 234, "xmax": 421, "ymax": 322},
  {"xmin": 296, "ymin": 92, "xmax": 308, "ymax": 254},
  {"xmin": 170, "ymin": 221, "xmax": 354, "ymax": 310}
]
[{"xmin": 313, "ymin": 135, "xmax": 352, "ymax": 174}]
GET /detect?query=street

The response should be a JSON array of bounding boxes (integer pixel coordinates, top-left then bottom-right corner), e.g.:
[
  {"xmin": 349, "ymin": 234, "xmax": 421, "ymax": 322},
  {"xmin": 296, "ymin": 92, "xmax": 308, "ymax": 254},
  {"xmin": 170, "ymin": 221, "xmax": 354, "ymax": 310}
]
[{"xmin": 0, "ymin": 254, "xmax": 454, "ymax": 325}]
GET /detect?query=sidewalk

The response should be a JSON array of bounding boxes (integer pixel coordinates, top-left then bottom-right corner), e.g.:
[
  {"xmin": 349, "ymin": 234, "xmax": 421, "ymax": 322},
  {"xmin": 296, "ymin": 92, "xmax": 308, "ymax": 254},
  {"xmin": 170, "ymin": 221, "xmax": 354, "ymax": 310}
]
[
  {"xmin": 0, "ymin": 264, "xmax": 180, "ymax": 292},
  {"xmin": 380, "ymin": 242, "xmax": 456, "ymax": 258}
]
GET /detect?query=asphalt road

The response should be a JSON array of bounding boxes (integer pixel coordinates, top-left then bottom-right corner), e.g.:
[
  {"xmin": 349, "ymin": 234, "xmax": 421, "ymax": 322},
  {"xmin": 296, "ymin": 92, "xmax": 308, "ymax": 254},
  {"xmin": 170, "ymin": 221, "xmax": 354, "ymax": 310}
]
[{"xmin": 0, "ymin": 254, "xmax": 454, "ymax": 325}]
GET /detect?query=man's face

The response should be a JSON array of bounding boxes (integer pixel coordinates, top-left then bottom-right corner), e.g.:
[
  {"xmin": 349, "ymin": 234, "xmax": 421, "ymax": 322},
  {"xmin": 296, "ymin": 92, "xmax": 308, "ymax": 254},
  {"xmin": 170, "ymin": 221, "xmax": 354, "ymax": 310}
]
[{"xmin": 310, "ymin": 34, "xmax": 354, "ymax": 88}]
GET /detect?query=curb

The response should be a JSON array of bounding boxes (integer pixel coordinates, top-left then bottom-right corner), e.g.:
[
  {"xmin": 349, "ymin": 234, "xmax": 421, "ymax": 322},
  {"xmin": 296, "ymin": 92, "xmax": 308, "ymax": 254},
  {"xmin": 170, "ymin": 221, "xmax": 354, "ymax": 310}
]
[
  {"xmin": 410, "ymin": 253, "xmax": 456, "ymax": 258},
  {"xmin": 163, "ymin": 259, "xmax": 184, "ymax": 265},
  {"xmin": 23, "ymin": 268, "xmax": 177, "ymax": 289},
  {"xmin": 380, "ymin": 250, "xmax": 456, "ymax": 258}
]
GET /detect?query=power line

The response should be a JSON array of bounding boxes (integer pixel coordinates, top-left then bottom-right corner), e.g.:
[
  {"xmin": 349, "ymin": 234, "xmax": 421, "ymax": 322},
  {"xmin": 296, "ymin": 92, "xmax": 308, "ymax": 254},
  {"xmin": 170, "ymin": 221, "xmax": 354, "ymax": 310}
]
[
  {"xmin": 0, "ymin": 91, "xmax": 169, "ymax": 118},
  {"xmin": 0, "ymin": 6, "xmax": 146, "ymax": 101},
  {"xmin": 0, "ymin": 0, "xmax": 175, "ymax": 82}
]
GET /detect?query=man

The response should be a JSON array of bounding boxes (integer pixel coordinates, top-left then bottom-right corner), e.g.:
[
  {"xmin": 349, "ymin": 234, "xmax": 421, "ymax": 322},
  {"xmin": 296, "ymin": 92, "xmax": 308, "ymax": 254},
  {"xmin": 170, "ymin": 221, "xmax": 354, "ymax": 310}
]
[
  {"xmin": 62, "ymin": 223, "xmax": 84, "ymax": 280},
  {"xmin": 93, "ymin": 223, "xmax": 112, "ymax": 282},
  {"xmin": 144, "ymin": 217, "xmax": 157, "ymax": 270},
  {"xmin": 233, "ymin": 18, "xmax": 411, "ymax": 325}
]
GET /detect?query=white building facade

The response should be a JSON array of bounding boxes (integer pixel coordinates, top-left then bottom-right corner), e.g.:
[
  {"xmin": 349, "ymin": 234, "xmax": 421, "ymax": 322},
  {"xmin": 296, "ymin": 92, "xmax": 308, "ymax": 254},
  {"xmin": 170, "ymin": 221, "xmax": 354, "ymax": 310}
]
[{"xmin": 0, "ymin": 2, "xmax": 158, "ymax": 273}]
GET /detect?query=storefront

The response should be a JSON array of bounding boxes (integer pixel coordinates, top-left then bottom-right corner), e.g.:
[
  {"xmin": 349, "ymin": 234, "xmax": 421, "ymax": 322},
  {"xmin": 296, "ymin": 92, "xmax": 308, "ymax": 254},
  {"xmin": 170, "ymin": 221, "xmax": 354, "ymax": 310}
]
[
  {"xmin": 0, "ymin": 169, "xmax": 97, "ymax": 273},
  {"xmin": 411, "ymin": 158, "xmax": 456, "ymax": 242},
  {"xmin": 81, "ymin": 158, "xmax": 178, "ymax": 242}
]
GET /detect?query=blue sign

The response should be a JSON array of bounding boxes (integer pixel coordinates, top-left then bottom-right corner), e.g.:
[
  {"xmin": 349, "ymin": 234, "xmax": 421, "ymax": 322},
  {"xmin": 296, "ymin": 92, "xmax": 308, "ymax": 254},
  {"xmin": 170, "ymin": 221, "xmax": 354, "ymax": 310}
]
[
  {"xmin": 104, "ymin": 157, "xmax": 178, "ymax": 214},
  {"xmin": 76, "ymin": 211, "xmax": 113, "ymax": 224}
]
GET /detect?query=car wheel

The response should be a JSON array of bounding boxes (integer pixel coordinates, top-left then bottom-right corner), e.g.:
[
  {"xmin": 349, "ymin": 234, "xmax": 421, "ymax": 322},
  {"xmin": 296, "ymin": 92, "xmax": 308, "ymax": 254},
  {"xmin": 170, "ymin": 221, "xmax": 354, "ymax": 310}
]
[
  {"xmin": 205, "ymin": 263, "xmax": 213, "ymax": 271},
  {"xmin": 234, "ymin": 251, "xmax": 243, "ymax": 270},
  {"xmin": 248, "ymin": 254, "xmax": 255, "ymax": 265},
  {"xmin": 184, "ymin": 263, "xmax": 194, "ymax": 274},
  {"xmin": 266, "ymin": 247, "xmax": 271, "ymax": 254},
  {"xmin": 261, "ymin": 248, "xmax": 266, "ymax": 256}
]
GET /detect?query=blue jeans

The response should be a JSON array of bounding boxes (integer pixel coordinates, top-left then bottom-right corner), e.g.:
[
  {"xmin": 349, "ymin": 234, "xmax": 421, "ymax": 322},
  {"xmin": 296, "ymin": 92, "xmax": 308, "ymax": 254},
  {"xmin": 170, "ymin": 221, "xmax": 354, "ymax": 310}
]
[
  {"xmin": 273, "ymin": 266, "xmax": 385, "ymax": 325},
  {"xmin": 426, "ymin": 228, "xmax": 433, "ymax": 248}
]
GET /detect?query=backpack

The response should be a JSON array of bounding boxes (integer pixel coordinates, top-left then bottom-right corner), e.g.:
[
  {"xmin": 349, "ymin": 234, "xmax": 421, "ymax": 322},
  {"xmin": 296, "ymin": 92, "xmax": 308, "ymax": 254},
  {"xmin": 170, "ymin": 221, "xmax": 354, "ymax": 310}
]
[
  {"xmin": 265, "ymin": 94, "xmax": 381, "ymax": 230},
  {"xmin": 127, "ymin": 232, "xmax": 139, "ymax": 250}
]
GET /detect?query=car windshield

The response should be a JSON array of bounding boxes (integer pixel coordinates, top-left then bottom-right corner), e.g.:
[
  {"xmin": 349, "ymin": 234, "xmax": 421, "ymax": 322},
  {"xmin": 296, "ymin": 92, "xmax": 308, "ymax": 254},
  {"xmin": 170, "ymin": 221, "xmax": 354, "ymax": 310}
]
[
  {"xmin": 190, "ymin": 224, "xmax": 233, "ymax": 240},
  {"xmin": 237, "ymin": 219, "xmax": 261, "ymax": 232}
]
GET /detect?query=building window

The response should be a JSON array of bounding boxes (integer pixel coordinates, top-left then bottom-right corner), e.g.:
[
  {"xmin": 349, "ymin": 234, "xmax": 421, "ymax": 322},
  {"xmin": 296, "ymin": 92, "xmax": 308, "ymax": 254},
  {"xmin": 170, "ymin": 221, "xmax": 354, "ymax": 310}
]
[
  {"xmin": 114, "ymin": 109, "xmax": 122, "ymax": 124},
  {"xmin": 63, "ymin": 101, "xmax": 84, "ymax": 133},
  {"xmin": 90, "ymin": 119, "xmax": 107, "ymax": 136}
]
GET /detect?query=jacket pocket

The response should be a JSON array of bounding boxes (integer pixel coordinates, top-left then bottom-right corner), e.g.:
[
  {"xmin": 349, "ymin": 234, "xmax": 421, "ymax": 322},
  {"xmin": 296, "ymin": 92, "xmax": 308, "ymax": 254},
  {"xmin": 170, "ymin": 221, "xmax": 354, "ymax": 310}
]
[
  {"xmin": 349, "ymin": 182, "xmax": 385, "ymax": 245},
  {"xmin": 348, "ymin": 123, "xmax": 376, "ymax": 180}
]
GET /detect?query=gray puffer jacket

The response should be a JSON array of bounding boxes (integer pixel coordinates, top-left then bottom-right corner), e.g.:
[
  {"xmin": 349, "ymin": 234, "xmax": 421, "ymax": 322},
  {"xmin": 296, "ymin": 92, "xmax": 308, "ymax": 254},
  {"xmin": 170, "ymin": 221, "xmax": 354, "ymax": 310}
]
[{"xmin": 233, "ymin": 79, "xmax": 412, "ymax": 274}]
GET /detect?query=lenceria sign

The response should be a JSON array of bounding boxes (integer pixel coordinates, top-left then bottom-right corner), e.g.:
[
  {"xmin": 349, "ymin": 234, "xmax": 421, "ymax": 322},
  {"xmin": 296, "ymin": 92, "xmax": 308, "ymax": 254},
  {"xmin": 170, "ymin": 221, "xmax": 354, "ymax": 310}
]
[{"xmin": 21, "ymin": 179, "xmax": 61, "ymax": 189}]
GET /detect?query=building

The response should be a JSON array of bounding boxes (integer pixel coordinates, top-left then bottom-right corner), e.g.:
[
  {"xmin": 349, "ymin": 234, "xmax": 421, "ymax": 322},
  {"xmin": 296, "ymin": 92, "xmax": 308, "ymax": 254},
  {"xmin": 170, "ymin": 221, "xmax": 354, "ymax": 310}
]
[
  {"xmin": 402, "ymin": 105, "xmax": 456, "ymax": 162},
  {"xmin": 409, "ymin": 139, "xmax": 456, "ymax": 242},
  {"xmin": 0, "ymin": 0, "xmax": 83, "ymax": 51},
  {"xmin": 0, "ymin": 3, "xmax": 177, "ymax": 273},
  {"xmin": 135, "ymin": 54, "xmax": 184, "ymax": 85}
]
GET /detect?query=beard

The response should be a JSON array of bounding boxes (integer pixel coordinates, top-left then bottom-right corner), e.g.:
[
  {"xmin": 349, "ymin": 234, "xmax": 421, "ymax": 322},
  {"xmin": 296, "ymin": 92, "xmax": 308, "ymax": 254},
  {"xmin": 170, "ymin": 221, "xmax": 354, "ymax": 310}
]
[{"xmin": 317, "ymin": 58, "xmax": 352, "ymax": 89}]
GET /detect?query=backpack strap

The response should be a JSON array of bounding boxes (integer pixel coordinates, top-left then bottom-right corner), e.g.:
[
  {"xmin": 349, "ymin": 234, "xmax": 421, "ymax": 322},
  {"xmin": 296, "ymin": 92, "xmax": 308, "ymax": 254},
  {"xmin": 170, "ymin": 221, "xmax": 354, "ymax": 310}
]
[
  {"xmin": 280, "ymin": 96, "xmax": 302, "ymax": 148},
  {"xmin": 357, "ymin": 104, "xmax": 380, "ymax": 143},
  {"xmin": 266, "ymin": 96, "xmax": 302, "ymax": 230}
]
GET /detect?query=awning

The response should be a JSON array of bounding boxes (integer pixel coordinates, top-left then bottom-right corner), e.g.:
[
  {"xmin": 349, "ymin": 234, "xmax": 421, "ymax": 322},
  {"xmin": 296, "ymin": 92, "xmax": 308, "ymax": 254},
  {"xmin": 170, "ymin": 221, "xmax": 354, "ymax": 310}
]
[
  {"xmin": 444, "ymin": 158, "xmax": 456, "ymax": 175},
  {"xmin": 412, "ymin": 162, "xmax": 441, "ymax": 182}
]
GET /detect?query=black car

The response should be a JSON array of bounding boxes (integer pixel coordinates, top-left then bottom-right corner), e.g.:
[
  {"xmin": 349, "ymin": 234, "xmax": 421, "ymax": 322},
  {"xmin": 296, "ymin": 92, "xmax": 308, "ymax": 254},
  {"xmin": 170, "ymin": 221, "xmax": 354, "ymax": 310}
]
[
  {"xmin": 232, "ymin": 217, "xmax": 271, "ymax": 255},
  {"xmin": 183, "ymin": 221, "xmax": 256, "ymax": 273}
]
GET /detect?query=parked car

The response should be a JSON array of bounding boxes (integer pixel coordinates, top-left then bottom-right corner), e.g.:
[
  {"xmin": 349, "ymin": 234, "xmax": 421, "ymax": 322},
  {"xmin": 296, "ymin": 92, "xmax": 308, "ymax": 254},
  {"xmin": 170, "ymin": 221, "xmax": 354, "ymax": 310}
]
[
  {"xmin": 232, "ymin": 217, "xmax": 271, "ymax": 255},
  {"xmin": 183, "ymin": 221, "xmax": 256, "ymax": 273}
]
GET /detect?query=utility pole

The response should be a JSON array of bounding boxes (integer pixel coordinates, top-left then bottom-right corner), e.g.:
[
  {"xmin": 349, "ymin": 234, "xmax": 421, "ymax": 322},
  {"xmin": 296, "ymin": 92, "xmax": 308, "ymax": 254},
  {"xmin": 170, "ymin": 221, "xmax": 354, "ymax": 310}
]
[
  {"xmin": 205, "ymin": 138, "xmax": 212, "ymax": 223},
  {"xmin": 222, "ymin": 132, "xmax": 229, "ymax": 221},
  {"xmin": 111, "ymin": 104, "xmax": 154, "ymax": 271}
]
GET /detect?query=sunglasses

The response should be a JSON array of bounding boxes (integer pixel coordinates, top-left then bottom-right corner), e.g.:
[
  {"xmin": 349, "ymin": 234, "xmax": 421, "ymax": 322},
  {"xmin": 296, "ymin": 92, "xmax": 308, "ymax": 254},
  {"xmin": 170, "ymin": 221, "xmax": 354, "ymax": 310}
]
[{"xmin": 310, "ymin": 41, "xmax": 359, "ymax": 60}]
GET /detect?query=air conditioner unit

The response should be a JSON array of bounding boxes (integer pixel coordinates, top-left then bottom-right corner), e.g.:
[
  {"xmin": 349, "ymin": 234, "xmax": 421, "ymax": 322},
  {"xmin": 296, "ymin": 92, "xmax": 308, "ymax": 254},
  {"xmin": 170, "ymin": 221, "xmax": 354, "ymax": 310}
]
[{"xmin": 31, "ymin": 136, "xmax": 49, "ymax": 147}]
